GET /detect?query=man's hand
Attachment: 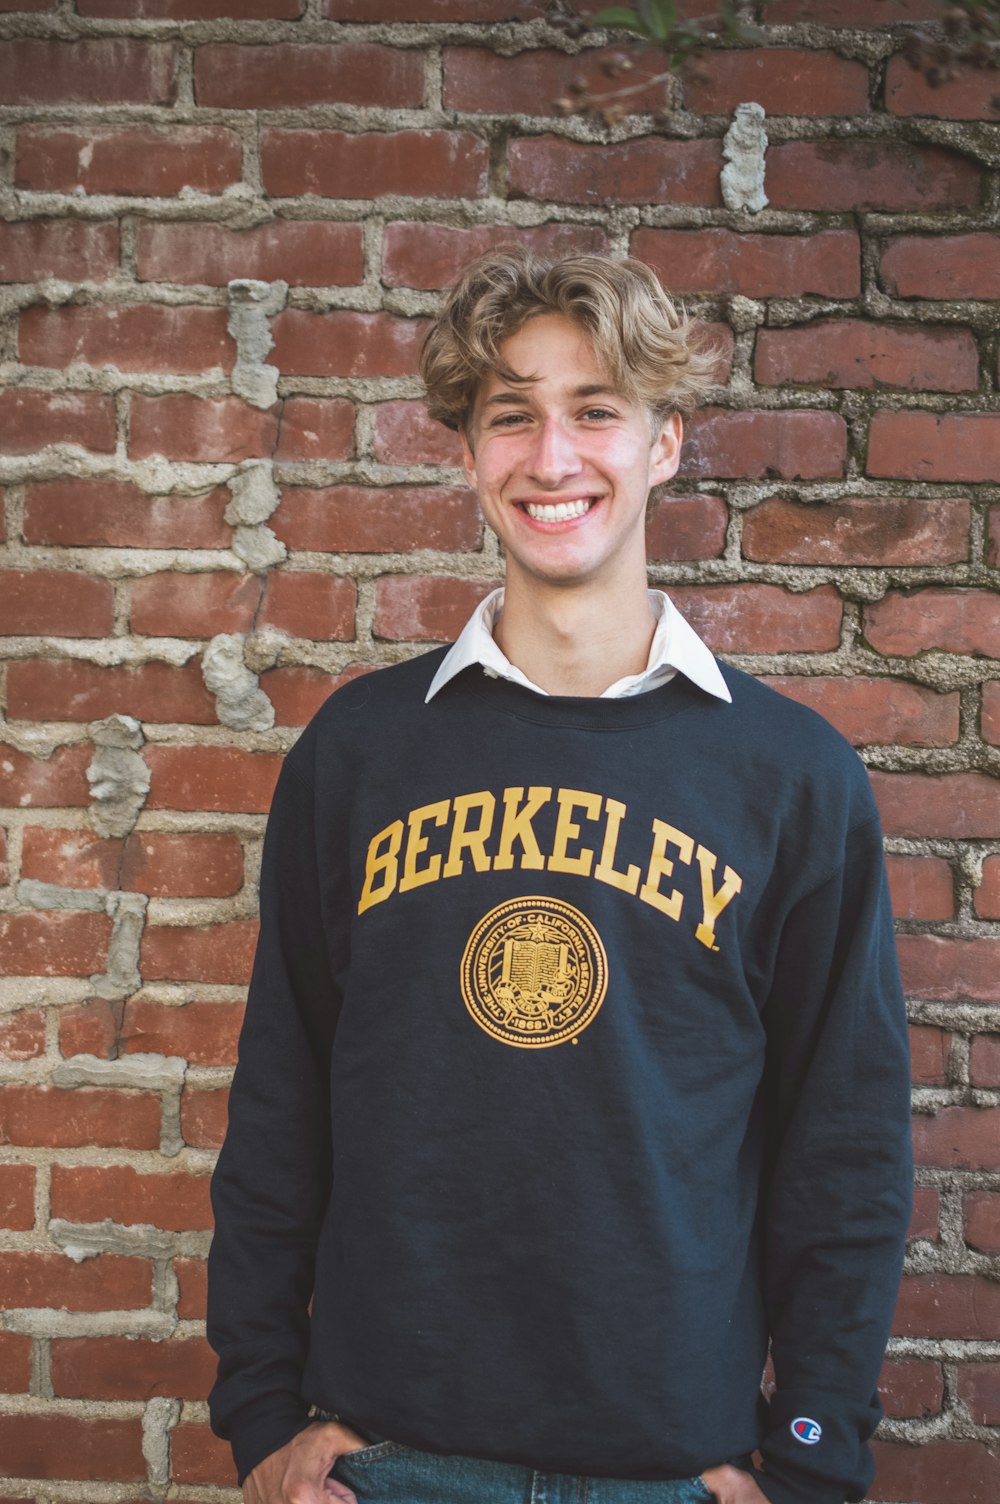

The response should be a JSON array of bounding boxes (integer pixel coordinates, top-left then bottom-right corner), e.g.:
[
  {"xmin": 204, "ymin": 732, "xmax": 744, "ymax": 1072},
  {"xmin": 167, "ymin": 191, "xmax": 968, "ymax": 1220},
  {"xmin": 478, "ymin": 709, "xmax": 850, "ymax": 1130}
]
[
  {"xmin": 700, "ymin": 1463, "xmax": 771, "ymax": 1503},
  {"xmin": 242, "ymin": 1418, "xmax": 369, "ymax": 1504}
]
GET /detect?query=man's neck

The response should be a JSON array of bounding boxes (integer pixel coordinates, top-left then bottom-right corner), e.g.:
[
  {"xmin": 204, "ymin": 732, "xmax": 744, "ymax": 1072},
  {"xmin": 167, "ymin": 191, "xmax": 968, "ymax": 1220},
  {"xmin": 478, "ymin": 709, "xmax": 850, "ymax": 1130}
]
[{"xmin": 494, "ymin": 573, "xmax": 658, "ymax": 698}]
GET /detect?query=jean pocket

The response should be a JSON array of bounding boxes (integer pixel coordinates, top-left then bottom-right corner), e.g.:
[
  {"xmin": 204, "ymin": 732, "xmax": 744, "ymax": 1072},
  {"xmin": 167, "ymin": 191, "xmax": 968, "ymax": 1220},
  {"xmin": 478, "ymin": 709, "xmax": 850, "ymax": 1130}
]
[{"xmin": 335, "ymin": 1438, "xmax": 405, "ymax": 1467}]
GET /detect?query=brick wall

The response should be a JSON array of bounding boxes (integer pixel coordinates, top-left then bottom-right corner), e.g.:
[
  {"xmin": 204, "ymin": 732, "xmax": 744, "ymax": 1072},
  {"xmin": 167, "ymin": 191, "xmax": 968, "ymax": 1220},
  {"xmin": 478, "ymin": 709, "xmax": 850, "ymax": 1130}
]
[{"xmin": 0, "ymin": 1, "xmax": 998, "ymax": 1499}]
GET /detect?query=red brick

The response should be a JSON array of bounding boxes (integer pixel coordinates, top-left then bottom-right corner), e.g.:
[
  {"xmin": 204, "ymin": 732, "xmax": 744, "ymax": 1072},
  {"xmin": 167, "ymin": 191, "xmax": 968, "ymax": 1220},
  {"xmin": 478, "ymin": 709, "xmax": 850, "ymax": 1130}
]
[
  {"xmin": 879, "ymin": 1358, "xmax": 943, "ymax": 1419},
  {"xmin": 59, "ymin": 999, "xmax": 120, "ymax": 1059},
  {"xmin": 899, "ymin": 935, "xmax": 1000, "ymax": 1001},
  {"xmin": 52, "ymin": 1334, "xmax": 215, "ymax": 1400},
  {"xmin": 332, "ymin": 0, "xmax": 542, "ymax": 12},
  {"xmin": 51, "ymin": 1163, "xmax": 213, "ymax": 1231},
  {"xmin": 685, "ymin": 49, "xmax": 868, "ymax": 116},
  {"xmin": 138, "ymin": 219, "xmax": 362, "ymax": 286},
  {"xmin": 82, "ymin": 0, "xmax": 298, "ymax": 14},
  {"xmin": 6, "ymin": 660, "xmax": 215, "ymax": 725},
  {"xmin": 0, "ymin": 390, "xmax": 116, "ymax": 456},
  {"xmin": 259, "ymin": 571, "xmax": 356, "ymax": 640},
  {"xmin": 0, "ymin": 1084, "xmax": 160, "ymax": 1148},
  {"xmin": 762, "ymin": 0, "xmax": 938, "ymax": 17},
  {"xmin": 508, "ymin": 135, "xmax": 721, "ymax": 207},
  {"xmin": 0, "ymin": 40, "xmax": 176, "ymax": 104},
  {"xmin": 21, "ymin": 305, "xmax": 233, "ymax": 376},
  {"xmin": 886, "ymin": 52, "xmax": 1000, "ymax": 120},
  {"xmin": 908, "ymin": 1024, "xmax": 949, "ymax": 1086},
  {"xmin": 969, "ymin": 1034, "xmax": 1000, "ymax": 1087},
  {"xmin": 893, "ymin": 1271, "xmax": 1000, "ymax": 1336},
  {"xmin": 913, "ymin": 1105, "xmax": 1000, "ymax": 1168},
  {"xmin": 181, "ymin": 1085, "xmax": 228, "ymax": 1148},
  {"xmin": 270, "ymin": 310, "xmax": 428, "ymax": 379},
  {"xmin": 23, "ymin": 478, "xmax": 231, "ymax": 550},
  {"xmin": 742, "ymin": 496, "xmax": 970, "ymax": 566},
  {"xmin": 984, "ymin": 681, "xmax": 1000, "ymax": 746},
  {"xmin": 16, "ymin": 125, "xmax": 241, "ymax": 196},
  {"xmin": 0, "ymin": 911, "xmax": 110, "ymax": 976},
  {"xmin": 0, "ymin": 1331, "xmax": 31, "ymax": 1393},
  {"xmin": 681, "ymin": 409, "xmax": 846, "ymax": 480},
  {"xmin": 872, "ymin": 771, "xmax": 1000, "ymax": 839},
  {"xmin": 122, "ymin": 997, "xmax": 244, "ymax": 1064},
  {"xmin": 275, "ymin": 397, "xmax": 355, "ymax": 463},
  {"xmin": 866, "ymin": 588, "xmax": 1000, "ymax": 658},
  {"xmin": 0, "ymin": 1414, "xmax": 145, "ymax": 1481},
  {"xmin": 958, "ymin": 1365, "xmax": 1000, "ymax": 1426},
  {"xmin": 756, "ymin": 320, "xmax": 978, "ymax": 392},
  {"xmin": 145, "ymin": 744, "xmax": 281, "ymax": 813},
  {"xmin": 274, "ymin": 485, "xmax": 481, "ymax": 554},
  {"xmin": 262, "ymin": 667, "xmax": 338, "ymax": 727},
  {"xmin": 766, "ymin": 141, "xmax": 981, "ymax": 212},
  {"xmin": 171, "ymin": 1422, "xmax": 239, "ymax": 1486},
  {"xmin": 375, "ymin": 575, "xmax": 498, "ymax": 642},
  {"xmin": 964, "ymin": 1189, "xmax": 1000, "ymax": 1252},
  {"xmin": 130, "ymin": 395, "xmax": 278, "ymax": 464},
  {"xmin": 197, "ymin": 43, "xmax": 422, "ymax": 107},
  {"xmin": 870, "ymin": 1439, "xmax": 1000, "ymax": 1504},
  {"xmin": 0, "ymin": 827, "xmax": 6, "ymax": 886},
  {"xmin": 984, "ymin": 502, "xmax": 999, "ymax": 561},
  {"xmin": 261, "ymin": 129, "xmax": 487, "ymax": 199},
  {"xmin": 383, "ymin": 222, "xmax": 610, "ymax": 290},
  {"xmin": 0, "ymin": 740, "xmax": 90, "ymax": 808},
  {"xmin": 885, "ymin": 854, "xmax": 954, "ymax": 921},
  {"xmin": 0, "ymin": 220, "xmax": 118, "ymax": 283},
  {"xmin": 0, "ymin": 1164, "xmax": 35, "ymax": 1230},
  {"xmin": 669, "ymin": 583, "xmax": 841, "ymax": 655},
  {"xmin": 372, "ymin": 400, "xmax": 464, "ymax": 466},
  {"xmin": 882, "ymin": 234, "xmax": 1000, "ymax": 300},
  {"xmin": 644, "ymin": 495, "xmax": 727, "ymax": 562},
  {"xmin": 22, "ymin": 826, "xmax": 242, "ymax": 898},
  {"xmin": 909, "ymin": 1186, "xmax": 939, "ymax": 1243},
  {"xmin": 0, "ymin": 1249, "xmax": 151, "ymax": 1310},
  {"xmin": 761, "ymin": 676, "xmax": 958, "ymax": 748},
  {"xmin": 0, "ymin": 0, "xmax": 54, "ymax": 8},
  {"xmin": 0, "ymin": 1009, "xmax": 46, "ymax": 1060},
  {"xmin": 176, "ymin": 1256, "xmax": 207, "ymax": 1319},
  {"xmin": 0, "ymin": 569, "xmax": 113, "ymax": 637},
  {"xmin": 140, "ymin": 920, "xmax": 259, "ymax": 984},
  {"xmin": 443, "ymin": 45, "xmax": 667, "ymax": 116},
  {"xmin": 631, "ymin": 227, "xmax": 860, "ymax": 299},
  {"xmin": 130, "ymin": 572, "xmax": 260, "ymax": 638},
  {"xmin": 968, "ymin": 860, "xmax": 998, "ymax": 926},
  {"xmin": 869, "ymin": 412, "xmax": 1000, "ymax": 482}
]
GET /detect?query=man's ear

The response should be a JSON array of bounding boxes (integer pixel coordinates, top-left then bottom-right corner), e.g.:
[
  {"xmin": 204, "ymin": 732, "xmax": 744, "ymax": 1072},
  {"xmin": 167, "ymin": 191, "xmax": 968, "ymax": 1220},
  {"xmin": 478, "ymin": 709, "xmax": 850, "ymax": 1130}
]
[
  {"xmin": 649, "ymin": 412, "xmax": 683, "ymax": 487},
  {"xmin": 459, "ymin": 428, "xmax": 478, "ymax": 490}
]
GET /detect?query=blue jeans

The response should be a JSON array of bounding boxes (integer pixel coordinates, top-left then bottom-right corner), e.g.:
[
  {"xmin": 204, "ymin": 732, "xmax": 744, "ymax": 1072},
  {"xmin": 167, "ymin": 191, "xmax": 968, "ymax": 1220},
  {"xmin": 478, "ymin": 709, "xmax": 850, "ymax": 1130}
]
[{"xmin": 330, "ymin": 1436, "xmax": 715, "ymax": 1503}]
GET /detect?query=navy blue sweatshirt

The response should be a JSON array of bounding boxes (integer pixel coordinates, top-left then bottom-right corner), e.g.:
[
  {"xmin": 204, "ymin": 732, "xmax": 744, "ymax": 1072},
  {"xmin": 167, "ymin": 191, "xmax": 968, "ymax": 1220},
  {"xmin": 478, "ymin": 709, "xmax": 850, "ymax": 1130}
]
[{"xmin": 208, "ymin": 650, "xmax": 912, "ymax": 1504}]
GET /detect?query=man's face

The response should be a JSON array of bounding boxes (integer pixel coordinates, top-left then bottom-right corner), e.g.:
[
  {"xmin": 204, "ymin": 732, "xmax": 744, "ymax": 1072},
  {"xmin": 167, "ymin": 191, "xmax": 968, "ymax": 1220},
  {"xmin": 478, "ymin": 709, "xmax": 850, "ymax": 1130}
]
[{"xmin": 460, "ymin": 314, "xmax": 682, "ymax": 596}]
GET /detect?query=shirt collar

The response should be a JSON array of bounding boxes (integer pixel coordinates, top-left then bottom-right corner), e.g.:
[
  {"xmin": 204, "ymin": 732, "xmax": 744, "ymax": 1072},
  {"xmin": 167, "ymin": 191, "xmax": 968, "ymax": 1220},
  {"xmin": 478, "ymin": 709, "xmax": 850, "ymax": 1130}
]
[{"xmin": 424, "ymin": 588, "xmax": 731, "ymax": 705}]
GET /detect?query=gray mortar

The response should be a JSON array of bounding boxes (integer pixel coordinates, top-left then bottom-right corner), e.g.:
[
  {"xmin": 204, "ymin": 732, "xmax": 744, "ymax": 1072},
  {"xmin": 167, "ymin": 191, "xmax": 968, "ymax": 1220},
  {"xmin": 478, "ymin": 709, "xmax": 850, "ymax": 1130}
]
[
  {"xmin": 720, "ymin": 104, "xmax": 769, "ymax": 214},
  {"xmin": 16, "ymin": 879, "xmax": 106, "ymax": 911},
  {"xmin": 87, "ymin": 715, "xmax": 151, "ymax": 840},
  {"xmin": 52, "ymin": 1052, "xmax": 185, "ymax": 1092},
  {"xmin": 91, "ymin": 891, "xmax": 148, "ymax": 1002},
  {"xmin": 144, "ymin": 1395, "xmax": 181, "ymax": 1492},
  {"xmin": 226, "ymin": 461, "xmax": 287, "ymax": 573},
  {"xmin": 227, "ymin": 278, "xmax": 287, "ymax": 411},
  {"xmin": 202, "ymin": 633, "xmax": 275, "ymax": 733}
]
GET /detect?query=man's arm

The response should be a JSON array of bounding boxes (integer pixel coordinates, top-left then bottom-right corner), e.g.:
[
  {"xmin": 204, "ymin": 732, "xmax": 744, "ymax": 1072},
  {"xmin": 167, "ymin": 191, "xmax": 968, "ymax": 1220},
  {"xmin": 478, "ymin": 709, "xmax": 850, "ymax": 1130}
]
[
  {"xmin": 753, "ymin": 813, "xmax": 913, "ymax": 1504},
  {"xmin": 208, "ymin": 754, "xmax": 344, "ymax": 1485}
]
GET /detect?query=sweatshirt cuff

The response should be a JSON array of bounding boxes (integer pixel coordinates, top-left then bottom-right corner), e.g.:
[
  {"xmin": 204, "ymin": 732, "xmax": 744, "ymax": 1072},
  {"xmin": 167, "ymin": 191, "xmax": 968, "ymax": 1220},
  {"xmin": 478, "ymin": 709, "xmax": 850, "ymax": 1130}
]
[
  {"xmin": 755, "ymin": 1388, "xmax": 878, "ymax": 1504},
  {"xmin": 223, "ymin": 1398, "xmax": 314, "ymax": 1485}
]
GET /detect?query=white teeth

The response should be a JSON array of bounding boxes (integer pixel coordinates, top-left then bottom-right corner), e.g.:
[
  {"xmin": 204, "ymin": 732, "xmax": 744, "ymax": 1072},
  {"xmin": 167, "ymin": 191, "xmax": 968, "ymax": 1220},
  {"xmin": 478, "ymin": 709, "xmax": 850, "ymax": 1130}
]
[{"xmin": 525, "ymin": 498, "xmax": 594, "ymax": 521}]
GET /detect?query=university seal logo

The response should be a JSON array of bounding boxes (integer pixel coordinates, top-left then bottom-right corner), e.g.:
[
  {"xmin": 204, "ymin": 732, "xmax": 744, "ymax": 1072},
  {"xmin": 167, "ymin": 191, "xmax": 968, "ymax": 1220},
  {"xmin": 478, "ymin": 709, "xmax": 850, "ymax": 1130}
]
[{"xmin": 459, "ymin": 897, "xmax": 608, "ymax": 1049}]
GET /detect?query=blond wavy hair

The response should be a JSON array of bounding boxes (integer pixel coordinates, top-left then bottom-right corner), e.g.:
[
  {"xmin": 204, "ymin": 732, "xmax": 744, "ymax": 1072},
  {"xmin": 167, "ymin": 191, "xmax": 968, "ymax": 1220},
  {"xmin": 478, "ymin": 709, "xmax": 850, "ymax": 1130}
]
[{"xmin": 420, "ymin": 248, "xmax": 717, "ymax": 437}]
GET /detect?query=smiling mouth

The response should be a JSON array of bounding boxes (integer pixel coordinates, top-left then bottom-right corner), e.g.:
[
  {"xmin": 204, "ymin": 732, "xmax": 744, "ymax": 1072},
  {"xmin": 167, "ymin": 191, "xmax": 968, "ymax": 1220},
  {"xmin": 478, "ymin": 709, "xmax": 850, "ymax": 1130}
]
[{"xmin": 522, "ymin": 498, "xmax": 598, "ymax": 522}]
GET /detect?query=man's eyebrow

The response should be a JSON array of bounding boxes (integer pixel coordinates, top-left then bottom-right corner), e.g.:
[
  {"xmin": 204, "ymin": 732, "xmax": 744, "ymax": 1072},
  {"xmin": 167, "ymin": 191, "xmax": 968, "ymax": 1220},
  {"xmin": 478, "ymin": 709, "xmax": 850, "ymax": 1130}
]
[{"xmin": 480, "ymin": 382, "xmax": 621, "ymax": 411}]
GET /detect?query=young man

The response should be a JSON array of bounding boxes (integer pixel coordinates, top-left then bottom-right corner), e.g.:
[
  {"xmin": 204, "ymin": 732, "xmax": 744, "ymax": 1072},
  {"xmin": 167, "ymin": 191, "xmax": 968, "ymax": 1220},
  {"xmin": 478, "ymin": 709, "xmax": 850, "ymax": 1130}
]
[{"xmin": 208, "ymin": 252, "xmax": 913, "ymax": 1504}]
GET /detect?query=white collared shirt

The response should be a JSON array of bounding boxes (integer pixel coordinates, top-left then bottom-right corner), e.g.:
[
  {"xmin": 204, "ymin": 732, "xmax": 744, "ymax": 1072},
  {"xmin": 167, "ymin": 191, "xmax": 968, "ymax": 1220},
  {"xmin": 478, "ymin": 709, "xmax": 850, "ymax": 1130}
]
[{"xmin": 424, "ymin": 588, "xmax": 732, "ymax": 705}]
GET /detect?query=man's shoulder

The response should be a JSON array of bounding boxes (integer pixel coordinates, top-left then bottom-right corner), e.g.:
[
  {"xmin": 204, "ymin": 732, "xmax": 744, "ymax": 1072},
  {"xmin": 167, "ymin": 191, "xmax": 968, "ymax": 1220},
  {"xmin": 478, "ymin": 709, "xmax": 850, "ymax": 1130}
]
[{"xmin": 717, "ymin": 661, "xmax": 871, "ymax": 791}]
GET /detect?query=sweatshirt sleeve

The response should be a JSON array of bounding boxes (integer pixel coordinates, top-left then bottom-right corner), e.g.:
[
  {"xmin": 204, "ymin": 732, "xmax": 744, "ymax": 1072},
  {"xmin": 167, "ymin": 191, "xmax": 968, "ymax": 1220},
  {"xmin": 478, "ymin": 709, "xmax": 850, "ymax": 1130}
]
[
  {"xmin": 207, "ymin": 755, "xmax": 342, "ymax": 1484},
  {"xmin": 751, "ymin": 813, "xmax": 913, "ymax": 1504}
]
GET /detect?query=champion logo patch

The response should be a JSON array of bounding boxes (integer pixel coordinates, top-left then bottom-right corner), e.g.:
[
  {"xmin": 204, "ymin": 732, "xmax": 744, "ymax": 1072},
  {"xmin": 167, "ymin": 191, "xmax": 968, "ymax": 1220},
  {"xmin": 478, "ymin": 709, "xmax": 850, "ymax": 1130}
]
[{"xmin": 791, "ymin": 1417, "xmax": 822, "ymax": 1446}]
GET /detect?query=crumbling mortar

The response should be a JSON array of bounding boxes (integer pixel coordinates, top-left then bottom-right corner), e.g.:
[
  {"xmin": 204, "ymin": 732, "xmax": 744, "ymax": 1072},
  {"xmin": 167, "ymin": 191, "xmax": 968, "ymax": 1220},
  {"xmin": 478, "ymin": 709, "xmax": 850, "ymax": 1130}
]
[{"xmin": 29, "ymin": 1335, "xmax": 50, "ymax": 1400}]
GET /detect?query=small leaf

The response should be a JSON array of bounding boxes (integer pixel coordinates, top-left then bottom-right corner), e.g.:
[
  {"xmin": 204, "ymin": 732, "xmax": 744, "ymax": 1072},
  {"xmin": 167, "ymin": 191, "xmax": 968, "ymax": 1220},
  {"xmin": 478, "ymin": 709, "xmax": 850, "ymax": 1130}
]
[{"xmin": 594, "ymin": 5, "xmax": 651, "ymax": 35}]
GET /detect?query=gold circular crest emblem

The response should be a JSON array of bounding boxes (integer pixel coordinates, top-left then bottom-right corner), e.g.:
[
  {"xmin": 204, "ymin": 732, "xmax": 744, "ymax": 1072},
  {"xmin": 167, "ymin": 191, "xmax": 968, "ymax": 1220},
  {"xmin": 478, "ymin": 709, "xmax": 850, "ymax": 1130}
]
[{"xmin": 459, "ymin": 897, "xmax": 608, "ymax": 1049}]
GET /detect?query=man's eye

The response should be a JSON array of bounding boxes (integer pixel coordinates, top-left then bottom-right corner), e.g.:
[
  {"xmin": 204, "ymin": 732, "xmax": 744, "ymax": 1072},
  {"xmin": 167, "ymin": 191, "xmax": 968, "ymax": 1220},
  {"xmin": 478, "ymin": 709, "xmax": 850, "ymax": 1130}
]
[
  {"xmin": 492, "ymin": 412, "xmax": 528, "ymax": 427},
  {"xmin": 582, "ymin": 407, "xmax": 616, "ymax": 421}
]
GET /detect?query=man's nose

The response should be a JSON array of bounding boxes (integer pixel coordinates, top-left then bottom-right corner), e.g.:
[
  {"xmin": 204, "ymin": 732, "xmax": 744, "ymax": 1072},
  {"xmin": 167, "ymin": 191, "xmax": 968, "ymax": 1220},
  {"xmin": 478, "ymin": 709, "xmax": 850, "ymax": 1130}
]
[{"xmin": 527, "ymin": 417, "xmax": 583, "ymax": 484}]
